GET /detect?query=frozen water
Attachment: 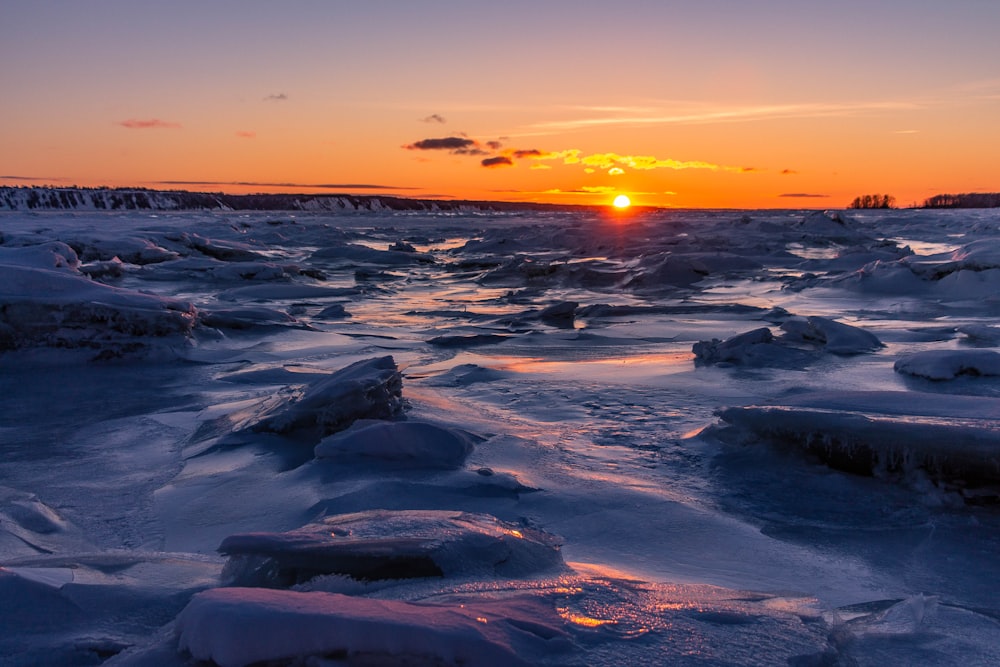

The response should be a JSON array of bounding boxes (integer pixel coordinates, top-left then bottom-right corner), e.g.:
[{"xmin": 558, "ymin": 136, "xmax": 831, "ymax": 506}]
[{"xmin": 2, "ymin": 207, "xmax": 1000, "ymax": 665}]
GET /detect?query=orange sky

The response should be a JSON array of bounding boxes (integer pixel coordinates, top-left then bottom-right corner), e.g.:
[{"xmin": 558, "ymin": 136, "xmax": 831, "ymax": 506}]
[{"xmin": 3, "ymin": 2, "xmax": 999, "ymax": 208}]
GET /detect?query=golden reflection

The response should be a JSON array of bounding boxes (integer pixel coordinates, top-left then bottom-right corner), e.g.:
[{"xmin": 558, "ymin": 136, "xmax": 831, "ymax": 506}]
[{"xmin": 557, "ymin": 607, "xmax": 617, "ymax": 628}]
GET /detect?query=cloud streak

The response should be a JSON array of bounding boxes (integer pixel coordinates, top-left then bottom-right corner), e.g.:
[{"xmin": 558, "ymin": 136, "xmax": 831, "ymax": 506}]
[
  {"xmin": 154, "ymin": 180, "xmax": 418, "ymax": 190},
  {"xmin": 779, "ymin": 193, "xmax": 829, "ymax": 198},
  {"xmin": 264, "ymin": 93, "xmax": 288, "ymax": 102},
  {"xmin": 117, "ymin": 119, "xmax": 182, "ymax": 130},
  {"xmin": 235, "ymin": 131, "xmax": 256, "ymax": 139},
  {"xmin": 421, "ymin": 114, "xmax": 447, "ymax": 123},
  {"xmin": 526, "ymin": 100, "xmax": 922, "ymax": 134}
]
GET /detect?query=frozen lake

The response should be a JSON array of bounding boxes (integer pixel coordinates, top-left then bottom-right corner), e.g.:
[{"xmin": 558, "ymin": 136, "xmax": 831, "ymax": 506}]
[{"xmin": 2, "ymin": 206, "xmax": 1000, "ymax": 665}]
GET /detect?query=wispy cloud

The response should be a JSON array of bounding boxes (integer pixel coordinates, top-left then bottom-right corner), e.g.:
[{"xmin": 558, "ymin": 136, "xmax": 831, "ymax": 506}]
[
  {"xmin": 421, "ymin": 114, "xmax": 447, "ymax": 124},
  {"xmin": 526, "ymin": 100, "xmax": 922, "ymax": 134},
  {"xmin": 235, "ymin": 131, "xmax": 256, "ymax": 139},
  {"xmin": 481, "ymin": 156, "xmax": 514, "ymax": 168},
  {"xmin": 781, "ymin": 169, "xmax": 798, "ymax": 175},
  {"xmin": 117, "ymin": 119, "xmax": 182, "ymax": 130},
  {"xmin": 154, "ymin": 180, "xmax": 418, "ymax": 190},
  {"xmin": 779, "ymin": 193, "xmax": 829, "ymax": 198},
  {"xmin": 264, "ymin": 93, "xmax": 288, "ymax": 102},
  {"xmin": 576, "ymin": 152, "xmax": 725, "ymax": 172},
  {"xmin": 0, "ymin": 175, "xmax": 69, "ymax": 183}
]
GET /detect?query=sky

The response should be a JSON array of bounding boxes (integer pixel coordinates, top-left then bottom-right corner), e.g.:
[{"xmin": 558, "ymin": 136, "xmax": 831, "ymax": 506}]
[{"xmin": 2, "ymin": 0, "xmax": 999, "ymax": 209}]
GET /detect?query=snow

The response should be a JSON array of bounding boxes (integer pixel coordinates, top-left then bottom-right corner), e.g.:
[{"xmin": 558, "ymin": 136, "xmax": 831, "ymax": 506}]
[{"xmin": 3, "ymin": 206, "xmax": 1000, "ymax": 665}]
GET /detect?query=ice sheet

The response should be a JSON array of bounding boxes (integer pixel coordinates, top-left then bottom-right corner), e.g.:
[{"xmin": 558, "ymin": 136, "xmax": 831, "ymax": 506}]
[{"xmin": 2, "ymin": 207, "xmax": 1000, "ymax": 665}]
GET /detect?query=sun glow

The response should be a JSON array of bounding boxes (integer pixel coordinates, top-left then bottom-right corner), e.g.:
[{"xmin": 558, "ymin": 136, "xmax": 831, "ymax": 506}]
[{"xmin": 613, "ymin": 194, "xmax": 631, "ymax": 209}]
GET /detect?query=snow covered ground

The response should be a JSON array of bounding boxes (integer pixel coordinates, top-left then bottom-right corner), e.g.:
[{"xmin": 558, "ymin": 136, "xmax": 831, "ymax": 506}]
[{"xmin": 1, "ymin": 207, "xmax": 999, "ymax": 665}]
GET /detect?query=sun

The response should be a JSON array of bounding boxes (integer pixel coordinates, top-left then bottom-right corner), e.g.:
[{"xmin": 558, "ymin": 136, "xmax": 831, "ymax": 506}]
[{"xmin": 613, "ymin": 194, "xmax": 631, "ymax": 209}]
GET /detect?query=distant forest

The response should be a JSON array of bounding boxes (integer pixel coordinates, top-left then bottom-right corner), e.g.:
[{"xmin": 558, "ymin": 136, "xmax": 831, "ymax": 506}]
[{"xmin": 921, "ymin": 192, "xmax": 1000, "ymax": 208}]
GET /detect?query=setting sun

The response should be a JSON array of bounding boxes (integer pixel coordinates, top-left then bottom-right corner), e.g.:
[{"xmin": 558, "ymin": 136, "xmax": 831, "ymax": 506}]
[{"xmin": 613, "ymin": 194, "xmax": 631, "ymax": 209}]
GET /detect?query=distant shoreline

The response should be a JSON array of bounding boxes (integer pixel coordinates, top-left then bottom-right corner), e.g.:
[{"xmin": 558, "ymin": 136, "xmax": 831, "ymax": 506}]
[
  {"xmin": 2, "ymin": 185, "xmax": 999, "ymax": 212},
  {"xmin": 0, "ymin": 185, "xmax": 599, "ymax": 213}
]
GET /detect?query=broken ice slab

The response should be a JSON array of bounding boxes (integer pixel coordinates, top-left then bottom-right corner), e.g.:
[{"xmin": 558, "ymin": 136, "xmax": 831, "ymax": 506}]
[
  {"xmin": 716, "ymin": 390, "xmax": 1000, "ymax": 487},
  {"xmin": 218, "ymin": 509, "xmax": 564, "ymax": 587}
]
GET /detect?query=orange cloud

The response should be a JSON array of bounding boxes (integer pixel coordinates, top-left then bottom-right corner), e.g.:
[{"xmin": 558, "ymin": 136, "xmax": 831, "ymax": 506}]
[
  {"xmin": 117, "ymin": 119, "xmax": 182, "ymax": 130},
  {"xmin": 235, "ymin": 130, "xmax": 256, "ymax": 139}
]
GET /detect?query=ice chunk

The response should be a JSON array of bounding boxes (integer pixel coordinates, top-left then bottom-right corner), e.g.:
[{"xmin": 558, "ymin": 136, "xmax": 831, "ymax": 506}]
[
  {"xmin": 894, "ymin": 349, "xmax": 1000, "ymax": 380},
  {"xmin": 199, "ymin": 307, "xmax": 300, "ymax": 330},
  {"xmin": 694, "ymin": 327, "xmax": 812, "ymax": 367},
  {"xmin": 218, "ymin": 509, "xmax": 564, "ymax": 587},
  {"xmin": 314, "ymin": 419, "xmax": 477, "ymax": 468},
  {"xmin": 716, "ymin": 391, "xmax": 1000, "ymax": 486},
  {"xmin": 176, "ymin": 587, "xmax": 569, "ymax": 667},
  {"xmin": 779, "ymin": 316, "xmax": 882, "ymax": 354},
  {"xmin": 246, "ymin": 356, "xmax": 403, "ymax": 440},
  {"xmin": 538, "ymin": 300, "xmax": 578, "ymax": 325},
  {"xmin": 694, "ymin": 317, "xmax": 881, "ymax": 366},
  {"xmin": 0, "ymin": 260, "xmax": 196, "ymax": 352}
]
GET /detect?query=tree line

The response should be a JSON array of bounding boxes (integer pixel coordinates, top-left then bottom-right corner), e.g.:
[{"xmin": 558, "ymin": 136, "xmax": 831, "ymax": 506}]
[
  {"xmin": 922, "ymin": 192, "xmax": 1000, "ymax": 208},
  {"xmin": 848, "ymin": 194, "xmax": 895, "ymax": 209}
]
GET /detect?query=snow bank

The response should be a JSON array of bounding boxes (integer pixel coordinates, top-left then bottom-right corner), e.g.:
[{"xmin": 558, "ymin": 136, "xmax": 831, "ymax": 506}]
[
  {"xmin": 314, "ymin": 419, "xmax": 478, "ymax": 468},
  {"xmin": 176, "ymin": 587, "xmax": 570, "ymax": 667},
  {"xmin": 894, "ymin": 349, "xmax": 1000, "ymax": 380},
  {"xmin": 218, "ymin": 509, "xmax": 564, "ymax": 587},
  {"xmin": 246, "ymin": 356, "xmax": 403, "ymax": 440}
]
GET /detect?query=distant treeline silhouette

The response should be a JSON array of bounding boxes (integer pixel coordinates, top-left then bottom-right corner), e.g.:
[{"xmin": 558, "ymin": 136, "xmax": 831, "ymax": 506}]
[
  {"xmin": 0, "ymin": 185, "xmax": 584, "ymax": 213},
  {"xmin": 922, "ymin": 192, "xmax": 1000, "ymax": 208},
  {"xmin": 848, "ymin": 194, "xmax": 896, "ymax": 209}
]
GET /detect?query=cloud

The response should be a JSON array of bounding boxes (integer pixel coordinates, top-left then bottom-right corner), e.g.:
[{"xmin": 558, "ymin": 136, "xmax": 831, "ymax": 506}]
[
  {"xmin": 779, "ymin": 193, "xmax": 829, "ymax": 198},
  {"xmin": 486, "ymin": 140, "xmax": 503, "ymax": 150},
  {"xmin": 117, "ymin": 119, "xmax": 182, "ymax": 130},
  {"xmin": 576, "ymin": 152, "xmax": 722, "ymax": 172},
  {"xmin": 781, "ymin": 169, "xmax": 798, "ymax": 175},
  {"xmin": 482, "ymin": 156, "xmax": 514, "ymax": 168},
  {"xmin": 511, "ymin": 149, "xmax": 546, "ymax": 159},
  {"xmin": 264, "ymin": 93, "xmax": 288, "ymax": 102},
  {"xmin": 154, "ymin": 180, "xmax": 418, "ymax": 190},
  {"xmin": 529, "ymin": 100, "xmax": 922, "ymax": 133},
  {"xmin": 530, "ymin": 164, "xmax": 552, "ymax": 170},
  {"xmin": 0, "ymin": 175, "xmax": 69, "ymax": 184},
  {"xmin": 421, "ymin": 114, "xmax": 447, "ymax": 123},
  {"xmin": 608, "ymin": 167, "xmax": 625, "ymax": 176},
  {"xmin": 404, "ymin": 137, "xmax": 478, "ymax": 151},
  {"xmin": 235, "ymin": 131, "xmax": 256, "ymax": 139}
]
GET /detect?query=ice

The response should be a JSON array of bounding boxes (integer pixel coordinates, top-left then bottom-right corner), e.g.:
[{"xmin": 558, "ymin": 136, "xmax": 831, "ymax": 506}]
[
  {"xmin": 0, "ymin": 243, "xmax": 196, "ymax": 354},
  {"xmin": 314, "ymin": 419, "xmax": 478, "ymax": 468},
  {"xmin": 3, "ymin": 206, "xmax": 1000, "ymax": 665},
  {"xmin": 692, "ymin": 316, "xmax": 881, "ymax": 366},
  {"xmin": 218, "ymin": 509, "xmax": 564, "ymax": 587},
  {"xmin": 894, "ymin": 349, "xmax": 1000, "ymax": 380},
  {"xmin": 244, "ymin": 356, "xmax": 404, "ymax": 441},
  {"xmin": 714, "ymin": 390, "xmax": 1000, "ymax": 486},
  {"xmin": 176, "ymin": 587, "xmax": 570, "ymax": 667}
]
